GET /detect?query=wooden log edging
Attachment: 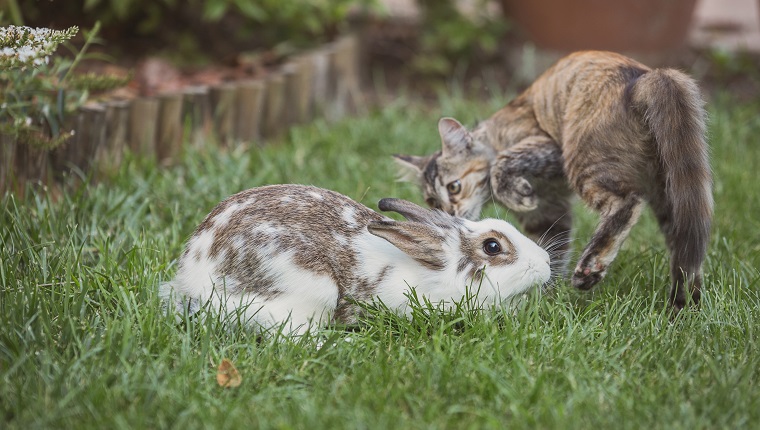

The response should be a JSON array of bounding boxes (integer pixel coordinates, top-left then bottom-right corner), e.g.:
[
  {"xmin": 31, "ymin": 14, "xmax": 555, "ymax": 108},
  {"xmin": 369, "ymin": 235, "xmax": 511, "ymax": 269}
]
[
  {"xmin": 104, "ymin": 99, "xmax": 130, "ymax": 170},
  {"xmin": 1, "ymin": 32, "xmax": 364, "ymax": 196},
  {"xmin": 310, "ymin": 47, "xmax": 333, "ymax": 115},
  {"xmin": 182, "ymin": 85, "xmax": 212, "ymax": 148},
  {"xmin": 129, "ymin": 97, "xmax": 160, "ymax": 156},
  {"xmin": 330, "ymin": 34, "xmax": 364, "ymax": 119},
  {"xmin": 209, "ymin": 83, "xmax": 238, "ymax": 147},
  {"xmin": 80, "ymin": 104, "xmax": 107, "ymax": 172},
  {"xmin": 0, "ymin": 133, "xmax": 16, "ymax": 193},
  {"xmin": 262, "ymin": 72, "xmax": 286, "ymax": 139},
  {"xmin": 156, "ymin": 93, "xmax": 184, "ymax": 162},
  {"xmin": 236, "ymin": 80, "xmax": 265, "ymax": 143},
  {"xmin": 292, "ymin": 55, "xmax": 317, "ymax": 124}
]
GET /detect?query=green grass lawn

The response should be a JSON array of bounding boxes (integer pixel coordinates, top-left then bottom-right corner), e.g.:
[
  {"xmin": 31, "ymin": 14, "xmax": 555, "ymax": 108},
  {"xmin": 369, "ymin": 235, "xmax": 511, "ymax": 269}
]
[{"xmin": 2, "ymin": 93, "xmax": 759, "ymax": 429}]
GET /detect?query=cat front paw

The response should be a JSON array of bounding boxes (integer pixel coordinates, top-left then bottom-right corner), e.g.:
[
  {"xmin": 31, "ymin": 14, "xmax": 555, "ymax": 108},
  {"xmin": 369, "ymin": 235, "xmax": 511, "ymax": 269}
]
[
  {"xmin": 491, "ymin": 174, "xmax": 539, "ymax": 212},
  {"xmin": 572, "ymin": 260, "xmax": 607, "ymax": 290}
]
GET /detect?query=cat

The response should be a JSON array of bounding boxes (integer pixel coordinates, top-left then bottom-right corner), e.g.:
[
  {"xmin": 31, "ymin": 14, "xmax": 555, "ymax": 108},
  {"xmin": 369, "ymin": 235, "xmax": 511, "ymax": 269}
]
[{"xmin": 395, "ymin": 51, "xmax": 713, "ymax": 310}]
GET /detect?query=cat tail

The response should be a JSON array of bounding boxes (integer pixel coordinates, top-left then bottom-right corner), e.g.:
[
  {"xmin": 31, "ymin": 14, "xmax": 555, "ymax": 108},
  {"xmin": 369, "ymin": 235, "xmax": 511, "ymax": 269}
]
[{"xmin": 631, "ymin": 68, "xmax": 713, "ymax": 303}]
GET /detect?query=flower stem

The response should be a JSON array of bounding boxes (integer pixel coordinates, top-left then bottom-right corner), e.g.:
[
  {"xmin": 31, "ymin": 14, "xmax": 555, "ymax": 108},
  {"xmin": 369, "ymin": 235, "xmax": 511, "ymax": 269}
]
[{"xmin": 1, "ymin": 0, "xmax": 24, "ymax": 26}]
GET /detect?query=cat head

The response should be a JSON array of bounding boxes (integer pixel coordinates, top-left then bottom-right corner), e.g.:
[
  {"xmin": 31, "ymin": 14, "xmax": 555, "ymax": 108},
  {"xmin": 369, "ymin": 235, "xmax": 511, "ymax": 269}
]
[{"xmin": 394, "ymin": 117, "xmax": 494, "ymax": 220}]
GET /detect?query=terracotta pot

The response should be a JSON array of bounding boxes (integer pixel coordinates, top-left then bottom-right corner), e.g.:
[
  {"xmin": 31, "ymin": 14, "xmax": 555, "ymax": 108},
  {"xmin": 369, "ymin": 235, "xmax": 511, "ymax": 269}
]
[{"xmin": 500, "ymin": 0, "xmax": 698, "ymax": 52}]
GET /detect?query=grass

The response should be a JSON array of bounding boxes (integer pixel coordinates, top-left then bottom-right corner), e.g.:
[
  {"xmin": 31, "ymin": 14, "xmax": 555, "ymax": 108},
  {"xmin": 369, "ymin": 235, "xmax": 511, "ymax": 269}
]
[{"xmin": 2, "ymin": 92, "xmax": 759, "ymax": 429}]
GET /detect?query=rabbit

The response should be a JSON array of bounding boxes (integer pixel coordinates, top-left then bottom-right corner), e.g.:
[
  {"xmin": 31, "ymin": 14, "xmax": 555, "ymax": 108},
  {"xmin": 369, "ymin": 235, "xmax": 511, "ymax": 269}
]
[{"xmin": 161, "ymin": 184, "xmax": 551, "ymax": 335}]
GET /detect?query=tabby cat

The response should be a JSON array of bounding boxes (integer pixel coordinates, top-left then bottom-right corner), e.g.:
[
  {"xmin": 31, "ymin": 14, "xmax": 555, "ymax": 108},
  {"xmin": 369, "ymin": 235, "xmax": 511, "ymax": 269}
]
[{"xmin": 395, "ymin": 51, "xmax": 713, "ymax": 310}]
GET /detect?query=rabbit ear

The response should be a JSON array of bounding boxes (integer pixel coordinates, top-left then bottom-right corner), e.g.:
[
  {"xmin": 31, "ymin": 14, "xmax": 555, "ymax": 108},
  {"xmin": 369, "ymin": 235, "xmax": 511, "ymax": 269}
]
[
  {"xmin": 378, "ymin": 198, "xmax": 430, "ymax": 222},
  {"xmin": 378, "ymin": 198, "xmax": 457, "ymax": 228},
  {"xmin": 367, "ymin": 220, "xmax": 446, "ymax": 271},
  {"xmin": 438, "ymin": 117, "xmax": 473, "ymax": 156}
]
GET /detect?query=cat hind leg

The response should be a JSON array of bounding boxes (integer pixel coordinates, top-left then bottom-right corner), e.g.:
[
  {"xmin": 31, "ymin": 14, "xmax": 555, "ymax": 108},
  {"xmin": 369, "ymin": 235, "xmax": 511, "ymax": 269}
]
[
  {"xmin": 572, "ymin": 192, "xmax": 645, "ymax": 290},
  {"xmin": 650, "ymin": 198, "xmax": 705, "ymax": 310}
]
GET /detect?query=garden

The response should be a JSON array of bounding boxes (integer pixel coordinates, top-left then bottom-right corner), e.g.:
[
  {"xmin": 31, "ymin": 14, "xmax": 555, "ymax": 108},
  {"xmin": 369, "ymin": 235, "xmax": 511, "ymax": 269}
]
[{"xmin": 2, "ymin": 1, "xmax": 760, "ymax": 428}]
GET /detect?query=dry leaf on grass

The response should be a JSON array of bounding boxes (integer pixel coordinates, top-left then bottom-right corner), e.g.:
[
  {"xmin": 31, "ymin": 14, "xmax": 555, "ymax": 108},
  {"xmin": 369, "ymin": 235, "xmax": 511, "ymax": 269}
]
[{"xmin": 216, "ymin": 358, "xmax": 242, "ymax": 388}]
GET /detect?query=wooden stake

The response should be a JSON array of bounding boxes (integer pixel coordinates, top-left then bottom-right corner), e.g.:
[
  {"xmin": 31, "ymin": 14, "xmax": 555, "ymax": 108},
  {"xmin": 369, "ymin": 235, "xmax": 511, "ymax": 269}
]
[
  {"xmin": 209, "ymin": 83, "xmax": 238, "ymax": 146},
  {"xmin": 103, "ymin": 99, "xmax": 130, "ymax": 172},
  {"xmin": 0, "ymin": 133, "xmax": 17, "ymax": 194},
  {"xmin": 282, "ymin": 62, "xmax": 300, "ymax": 127},
  {"xmin": 310, "ymin": 49, "xmax": 333, "ymax": 116},
  {"xmin": 50, "ymin": 115, "xmax": 78, "ymax": 178},
  {"xmin": 129, "ymin": 97, "xmax": 159, "ymax": 157},
  {"xmin": 262, "ymin": 73, "xmax": 285, "ymax": 139},
  {"xmin": 156, "ymin": 93, "xmax": 184, "ymax": 162},
  {"xmin": 236, "ymin": 80, "xmax": 265, "ymax": 144},
  {"xmin": 294, "ymin": 55, "xmax": 315, "ymax": 124},
  {"xmin": 182, "ymin": 85, "xmax": 212, "ymax": 148},
  {"xmin": 330, "ymin": 34, "xmax": 363, "ymax": 120},
  {"xmin": 78, "ymin": 104, "xmax": 107, "ymax": 175},
  {"xmin": 15, "ymin": 140, "xmax": 50, "ymax": 190}
]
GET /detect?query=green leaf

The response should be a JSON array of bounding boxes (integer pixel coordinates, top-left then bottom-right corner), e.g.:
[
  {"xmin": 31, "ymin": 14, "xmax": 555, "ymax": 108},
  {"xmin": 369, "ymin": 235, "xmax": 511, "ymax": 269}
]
[
  {"xmin": 202, "ymin": 0, "xmax": 229, "ymax": 21},
  {"xmin": 112, "ymin": 0, "xmax": 132, "ymax": 19},
  {"xmin": 83, "ymin": 0, "xmax": 102, "ymax": 11},
  {"xmin": 233, "ymin": 0, "xmax": 267, "ymax": 20}
]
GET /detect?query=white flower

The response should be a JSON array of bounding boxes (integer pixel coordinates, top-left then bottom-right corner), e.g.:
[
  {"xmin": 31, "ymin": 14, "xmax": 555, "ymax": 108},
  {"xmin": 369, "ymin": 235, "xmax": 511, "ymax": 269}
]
[{"xmin": 0, "ymin": 25, "xmax": 76, "ymax": 67}]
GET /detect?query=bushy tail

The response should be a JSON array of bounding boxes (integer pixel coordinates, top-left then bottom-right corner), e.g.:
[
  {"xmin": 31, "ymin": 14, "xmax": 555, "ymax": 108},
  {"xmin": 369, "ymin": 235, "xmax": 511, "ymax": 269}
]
[{"xmin": 631, "ymin": 69, "xmax": 713, "ymax": 304}]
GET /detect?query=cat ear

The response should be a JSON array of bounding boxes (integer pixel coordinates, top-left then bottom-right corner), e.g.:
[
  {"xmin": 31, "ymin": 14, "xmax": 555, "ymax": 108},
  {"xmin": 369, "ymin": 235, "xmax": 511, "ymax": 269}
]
[
  {"xmin": 367, "ymin": 220, "xmax": 446, "ymax": 270},
  {"xmin": 438, "ymin": 117, "xmax": 473, "ymax": 156},
  {"xmin": 393, "ymin": 154, "xmax": 429, "ymax": 182}
]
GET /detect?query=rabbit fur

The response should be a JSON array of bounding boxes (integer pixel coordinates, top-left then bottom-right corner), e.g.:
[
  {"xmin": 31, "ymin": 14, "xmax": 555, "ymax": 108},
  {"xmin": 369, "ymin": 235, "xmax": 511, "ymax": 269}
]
[{"xmin": 161, "ymin": 184, "xmax": 550, "ymax": 334}]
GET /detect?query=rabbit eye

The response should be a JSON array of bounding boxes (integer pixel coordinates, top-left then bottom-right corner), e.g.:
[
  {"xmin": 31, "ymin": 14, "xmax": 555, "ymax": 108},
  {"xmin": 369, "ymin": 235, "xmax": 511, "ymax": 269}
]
[
  {"xmin": 425, "ymin": 197, "xmax": 441, "ymax": 209},
  {"xmin": 483, "ymin": 239, "xmax": 502, "ymax": 256},
  {"xmin": 446, "ymin": 180, "xmax": 462, "ymax": 195}
]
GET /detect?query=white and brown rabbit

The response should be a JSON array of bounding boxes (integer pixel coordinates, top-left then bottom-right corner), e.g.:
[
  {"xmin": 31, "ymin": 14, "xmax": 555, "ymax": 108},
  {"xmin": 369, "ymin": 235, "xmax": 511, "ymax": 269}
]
[{"xmin": 161, "ymin": 184, "xmax": 551, "ymax": 334}]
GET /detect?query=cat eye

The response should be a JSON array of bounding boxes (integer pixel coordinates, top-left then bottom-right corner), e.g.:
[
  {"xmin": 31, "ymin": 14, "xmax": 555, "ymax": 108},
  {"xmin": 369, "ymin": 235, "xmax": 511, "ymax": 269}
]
[
  {"xmin": 446, "ymin": 180, "xmax": 462, "ymax": 195},
  {"xmin": 483, "ymin": 239, "xmax": 502, "ymax": 256}
]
